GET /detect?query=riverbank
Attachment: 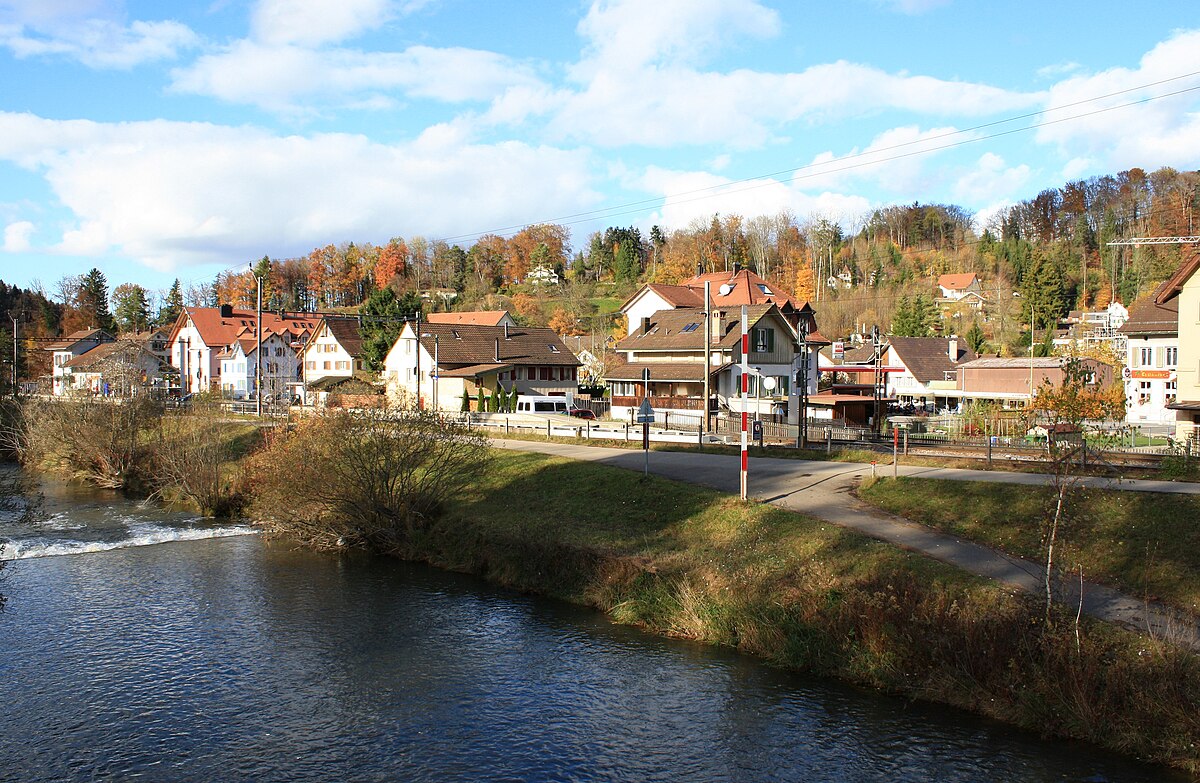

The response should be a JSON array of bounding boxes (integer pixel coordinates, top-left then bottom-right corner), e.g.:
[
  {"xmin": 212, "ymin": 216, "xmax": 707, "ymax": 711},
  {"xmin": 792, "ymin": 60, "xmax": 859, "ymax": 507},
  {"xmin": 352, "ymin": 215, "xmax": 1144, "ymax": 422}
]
[{"xmin": 403, "ymin": 448, "xmax": 1199, "ymax": 775}]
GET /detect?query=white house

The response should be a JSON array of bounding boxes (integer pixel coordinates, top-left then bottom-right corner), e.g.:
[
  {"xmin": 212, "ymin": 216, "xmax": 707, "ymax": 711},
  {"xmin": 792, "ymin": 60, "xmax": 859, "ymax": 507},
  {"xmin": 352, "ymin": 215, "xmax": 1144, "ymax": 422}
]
[
  {"xmin": 302, "ymin": 317, "xmax": 364, "ymax": 386},
  {"xmin": 167, "ymin": 306, "xmax": 318, "ymax": 395},
  {"xmin": 383, "ymin": 321, "xmax": 580, "ymax": 411},
  {"xmin": 44, "ymin": 328, "xmax": 114, "ymax": 395},
  {"xmin": 58, "ymin": 339, "xmax": 167, "ymax": 397},
  {"xmin": 884, "ymin": 336, "xmax": 976, "ymax": 411},
  {"xmin": 218, "ymin": 332, "xmax": 301, "ymax": 401},
  {"xmin": 619, "ymin": 266, "xmax": 804, "ymax": 336},
  {"xmin": 1119, "ymin": 296, "xmax": 1178, "ymax": 427}
]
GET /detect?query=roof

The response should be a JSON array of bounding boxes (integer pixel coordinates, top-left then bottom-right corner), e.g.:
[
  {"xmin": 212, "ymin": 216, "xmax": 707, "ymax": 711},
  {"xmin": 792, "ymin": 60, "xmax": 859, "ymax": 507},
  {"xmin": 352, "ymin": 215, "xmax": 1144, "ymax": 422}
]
[
  {"xmin": 425, "ymin": 310, "xmax": 511, "ymax": 326},
  {"xmin": 413, "ymin": 322, "xmax": 580, "ymax": 366},
  {"xmin": 820, "ymin": 343, "xmax": 880, "ymax": 365},
  {"xmin": 681, "ymin": 269, "xmax": 801, "ymax": 309},
  {"xmin": 436, "ymin": 363, "xmax": 512, "ymax": 378},
  {"xmin": 1119, "ymin": 296, "xmax": 1178, "ymax": 337},
  {"xmin": 887, "ymin": 336, "xmax": 977, "ymax": 383},
  {"xmin": 1154, "ymin": 248, "xmax": 1200, "ymax": 304},
  {"xmin": 615, "ymin": 305, "xmax": 783, "ymax": 352},
  {"xmin": 321, "ymin": 317, "xmax": 365, "ymax": 357},
  {"xmin": 937, "ymin": 272, "xmax": 980, "ymax": 291},
  {"xmin": 44, "ymin": 328, "xmax": 113, "ymax": 352},
  {"xmin": 603, "ymin": 361, "xmax": 731, "ymax": 382},
  {"xmin": 958, "ymin": 357, "xmax": 1083, "ymax": 370},
  {"xmin": 168, "ymin": 307, "xmax": 323, "ymax": 350},
  {"xmin": 61, "ymin": 340, "xmax": 160, "ymax": 370}
]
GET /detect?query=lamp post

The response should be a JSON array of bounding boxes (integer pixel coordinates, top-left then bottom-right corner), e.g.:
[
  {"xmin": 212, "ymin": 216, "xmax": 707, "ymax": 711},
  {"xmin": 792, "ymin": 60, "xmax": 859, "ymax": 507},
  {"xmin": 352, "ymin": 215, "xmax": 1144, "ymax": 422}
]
[
  {"xmin": 413, "ymin": 314, "xmax": 423, "ymax": 411},
  {"xmin": 796, "ymin": 319, "xmax": 809, "ymax": 448},
  {"xmin": 871, "ymin": 324, "xmax": 883, "ymax": 435},
  {"xmin": 253, "ymin": 268, "xmax": 263, "ymax": 417},
  {"xmin": 421, "ymin": 331, "xmax": 438, "ymax": 412}
]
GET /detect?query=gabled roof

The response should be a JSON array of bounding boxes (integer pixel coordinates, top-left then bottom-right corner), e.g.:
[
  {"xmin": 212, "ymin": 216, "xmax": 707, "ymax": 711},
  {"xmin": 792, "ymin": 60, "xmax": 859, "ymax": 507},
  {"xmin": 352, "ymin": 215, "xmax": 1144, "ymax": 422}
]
[
  {"xmin": 61, "ymin": 340, "xmax": 161, "ymax": 370},
  {"xmin": 887, "ymin": 336, "xmax": 977, "ymax": 384},
  {"xmin": 425, "ymin": 310, "xmax": 512, "ymax": 326},
  {"xmin": 1154, "ymin": 248, "xmax": 1200, "ymax": 304},
  {"xmin": 1120, "ymin": 295, "xmax": 1178, "ymax": 337},
  {"xmin": 316, "ymin": 317, "xmax": 365, "ymax": 357},
  {"xmin": 410, "ymin": 322, "xmax": 580, "ymax": 366},
  {"xmin": 615, "ymin": 305, "xmax": 785, "ymax": 352},
  {"xmin": 168, "ymin": 307, "xmax": 321, "ymax": 350},
  {"xmin": 681, "ymin": 269, "xmax": 800, "ymax": 309},
  {"xmin": 44, "ymin": 328, "xmax": 114, "ymax": 352},
  {"xmin": 937, "ymin": 272, "xmax": 980, "ymax": 291},
  {"xmin": 958, "ymin": 356, "xmax": 1095, "ymax": 370}
]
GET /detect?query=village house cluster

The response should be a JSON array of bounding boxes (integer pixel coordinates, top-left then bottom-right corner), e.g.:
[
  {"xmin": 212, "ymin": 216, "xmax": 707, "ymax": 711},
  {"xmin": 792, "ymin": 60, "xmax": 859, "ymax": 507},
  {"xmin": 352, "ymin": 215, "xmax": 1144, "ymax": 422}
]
[{"xmin": 37, "ymin": 248, "xmax": 1200, "ymax": 447}]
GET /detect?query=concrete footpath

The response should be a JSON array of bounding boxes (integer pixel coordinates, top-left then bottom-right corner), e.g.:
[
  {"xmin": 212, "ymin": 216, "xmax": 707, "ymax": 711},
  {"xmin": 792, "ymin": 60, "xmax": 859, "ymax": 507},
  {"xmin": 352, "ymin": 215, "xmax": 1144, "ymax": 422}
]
[{"xmin": 493, "ymin": 439, "xmax": 1200, "ymax": 650}]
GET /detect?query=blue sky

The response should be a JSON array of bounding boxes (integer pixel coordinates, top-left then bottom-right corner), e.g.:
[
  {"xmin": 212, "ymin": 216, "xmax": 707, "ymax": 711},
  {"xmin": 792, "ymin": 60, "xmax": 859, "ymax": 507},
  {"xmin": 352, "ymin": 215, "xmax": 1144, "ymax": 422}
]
[{"xmin": 1, "ymin": 0, "xmax": 1198, "ymax": 300}]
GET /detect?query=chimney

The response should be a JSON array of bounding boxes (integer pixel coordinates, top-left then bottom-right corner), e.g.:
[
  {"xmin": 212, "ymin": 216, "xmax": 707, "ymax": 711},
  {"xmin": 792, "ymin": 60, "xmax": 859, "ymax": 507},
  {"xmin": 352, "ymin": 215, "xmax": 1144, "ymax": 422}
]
[
  {"xmin": 494, "ymin": 337, "xmax": 500, "ymax": 363},
  {"xmin": 733, "ymin": 262, "xmax": 742, "ymax": 274},
  {"xmin": 219, "ymin": 303, "xmax": 233, "ymax": 318},
  {"xmin": 948, "ymin": 335, "xmax": 959, "ymax": 362},
  {"xmin": 504, "ymin": 322, "xmax": 510, "ymax": 340},
  {"xmin": 709, "ymin": 310, "xmax": 724, "ymax": 342},
  {"xmin": 641, "ymin": 316, "xmax": 651, "ymax": 335},
  {"xmin": 696, "ymin": 259, "xmax": 704, "ymax": 277}
]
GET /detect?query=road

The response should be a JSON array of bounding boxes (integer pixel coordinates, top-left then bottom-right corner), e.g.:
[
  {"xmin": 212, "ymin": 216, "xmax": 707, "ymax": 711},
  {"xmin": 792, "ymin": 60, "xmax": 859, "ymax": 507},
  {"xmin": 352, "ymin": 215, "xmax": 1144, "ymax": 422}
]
[{"xmin": 493, "ymin": 438, "xmax": 1200, "ymax": 650}]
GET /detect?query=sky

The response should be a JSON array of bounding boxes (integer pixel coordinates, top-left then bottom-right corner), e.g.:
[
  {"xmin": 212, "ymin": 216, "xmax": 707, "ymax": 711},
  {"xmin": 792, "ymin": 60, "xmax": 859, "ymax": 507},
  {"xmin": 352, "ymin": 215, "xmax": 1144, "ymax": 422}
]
[{"xmin": 0, "ymin": 0, "xmax": 1198, "ymax": 298}]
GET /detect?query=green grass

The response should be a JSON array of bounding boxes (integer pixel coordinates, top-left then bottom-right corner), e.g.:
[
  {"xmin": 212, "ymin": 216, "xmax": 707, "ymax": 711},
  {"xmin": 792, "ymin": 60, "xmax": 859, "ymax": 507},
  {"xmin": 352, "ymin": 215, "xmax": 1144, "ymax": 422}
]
[
  {"xmin": 395, "ymin": 449, "xmax": 1200, "ymax": 774},
  {"xmin": 859, "ymin": 476, "xmax": 1200, "ymax": 614}
]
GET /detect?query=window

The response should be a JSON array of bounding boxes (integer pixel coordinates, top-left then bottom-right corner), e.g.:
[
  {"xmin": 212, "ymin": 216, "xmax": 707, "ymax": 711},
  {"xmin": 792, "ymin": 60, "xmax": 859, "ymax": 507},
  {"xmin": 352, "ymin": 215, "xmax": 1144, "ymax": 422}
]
[
  {"xmin": 540, "ymin": 367, "xmax": 551, "ymax": 381},
  {"xmin": 681, "ymin": 322, "xmax": 700, "ymax": 333},
  {"xmin": 758, "ymin": 284, "xmax": 773, "ymax": 295},
  {"xmin": 752, "ymin": 327, "xmax": 775, "ymax": 353},
  {"xmin": 1166, "ymin": 346, "xmax": 1179, "ymax": 366},
  {"xmin": 335, "ymin": 361, "xmax": 350, "ymax": 370},
  {"xmin": 1139, "ymin": 347, "xmax": 1153, "ymax": 366},
  {"xmin": 775, "ymin": 375, "xmax": 790, "ymax": 396},
  {"xmin": 323, "ymin": 361, "xmax": 331, "ymax": 370},
  {"xmin": 548, "ymin": 344, "xmax": 560, "ymax": 353},
  {"xmin": 305, "ymin": 361, "xmax": 315, "ymax": 371}
]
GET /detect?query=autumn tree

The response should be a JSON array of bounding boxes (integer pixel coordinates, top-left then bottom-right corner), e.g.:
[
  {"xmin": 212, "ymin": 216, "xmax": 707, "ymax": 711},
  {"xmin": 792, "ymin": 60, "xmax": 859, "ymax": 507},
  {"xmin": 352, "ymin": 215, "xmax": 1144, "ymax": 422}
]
[
  {"xmin": 375, "ymin": 238, "xmax": 408, "ymax": 291},
  {"xmin": 548, "ymin": 307, "xmax": 584, "ymax": 336}
]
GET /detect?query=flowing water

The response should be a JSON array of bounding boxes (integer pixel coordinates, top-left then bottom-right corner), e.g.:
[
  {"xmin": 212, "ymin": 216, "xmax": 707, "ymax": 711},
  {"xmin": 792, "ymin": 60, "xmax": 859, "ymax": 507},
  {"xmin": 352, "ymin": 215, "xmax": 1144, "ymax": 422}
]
[{"xmin": 0, "ymin": 471, "xmax": 1187, "ymax": 782}]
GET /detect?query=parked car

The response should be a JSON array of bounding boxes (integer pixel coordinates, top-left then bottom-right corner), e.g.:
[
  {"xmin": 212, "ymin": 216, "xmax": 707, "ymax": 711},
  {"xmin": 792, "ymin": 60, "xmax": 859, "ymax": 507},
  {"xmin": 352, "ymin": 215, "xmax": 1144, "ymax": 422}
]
[{"xmin": 568, "ymin": 407, "xmax": 596, "ymax": 420}]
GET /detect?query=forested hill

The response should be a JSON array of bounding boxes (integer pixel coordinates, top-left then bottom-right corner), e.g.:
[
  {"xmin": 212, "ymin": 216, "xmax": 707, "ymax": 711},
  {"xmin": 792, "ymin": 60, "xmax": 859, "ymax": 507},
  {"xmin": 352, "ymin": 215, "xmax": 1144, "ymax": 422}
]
[{"xmin": 29, "ymin": 165, "xmax": 1200, "ymax": 361}]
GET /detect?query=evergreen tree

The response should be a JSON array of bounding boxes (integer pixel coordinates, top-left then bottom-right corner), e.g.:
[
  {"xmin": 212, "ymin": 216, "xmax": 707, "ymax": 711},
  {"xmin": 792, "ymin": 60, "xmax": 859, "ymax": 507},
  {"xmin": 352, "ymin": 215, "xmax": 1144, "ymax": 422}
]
[
  {"xmin": 965, "ymin": 320, "xmax": 986, "ymax": 354},
  {"xmin": 476, "ymin": 386, "xmax": 485, "ymax": 412},
  {"xmin": 76, "ymin": 268, "xmax": 115, "ymax": 332},
  {"xmin": 112, "ymin": 283, "xmax": 150, "ymax": 334},
  {"xmin": 489, "ymin": 382, "xmax": 501, "ymax": 412},
  {"xmin": 892, "ymin": 294, "xmax": 938, "ymax": 337},
  {"xmin": 358, "ymin": 287, "xmax": 422, "ymax": 371},
  {"xmin": 1022, "ymin": 250, "xmax": 1067, "ymax": 329},
  {"xmin": 157, "ymin": 279, "xmax": 184, "ymax": 326},
  {"xmin": 461, "ymin": 388, "xmax": 471, "ymax": 412}
]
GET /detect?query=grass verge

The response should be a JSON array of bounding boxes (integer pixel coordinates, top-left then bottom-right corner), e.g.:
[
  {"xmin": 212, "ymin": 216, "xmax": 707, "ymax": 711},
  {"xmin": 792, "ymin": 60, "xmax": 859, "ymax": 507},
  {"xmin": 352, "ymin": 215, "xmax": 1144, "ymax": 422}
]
[
  {"xmin": 396, "ymin": 449, "xmax": 1200, "ymax": 775},
  {"xmin": 859, "ymin": 476, "xmax": 1200, "ymax": 615}
]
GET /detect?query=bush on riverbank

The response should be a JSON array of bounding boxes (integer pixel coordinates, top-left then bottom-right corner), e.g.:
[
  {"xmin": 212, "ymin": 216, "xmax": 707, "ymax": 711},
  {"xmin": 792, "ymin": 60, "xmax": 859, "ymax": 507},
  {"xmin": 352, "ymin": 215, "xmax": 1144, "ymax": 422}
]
[
  {"xmin": 151, "ymin": 397, "xmax": 257, "ymax": 516},
  {"xmin": 409, "ymin": 450, "xmax": 1200, "ymax": 774},
  {"xmin": 246, "ymin": 409, "xmax": 490, "ymax": 551}
]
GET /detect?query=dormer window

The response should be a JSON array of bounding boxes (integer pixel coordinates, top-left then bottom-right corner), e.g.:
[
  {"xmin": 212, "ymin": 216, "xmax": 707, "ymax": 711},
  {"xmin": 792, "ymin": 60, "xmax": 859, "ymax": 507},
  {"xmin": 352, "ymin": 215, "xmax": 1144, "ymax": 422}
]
[
  {"xmin": 758, "ymin": 284, "xmax": 773, "ymax": 295},
  {"xmin": 681, "ymin": 322, "xmax": 700, "ymax": 333},
  {"xmin": 549, "ymin": 344, "xmax": 560, "ymax": 353}
]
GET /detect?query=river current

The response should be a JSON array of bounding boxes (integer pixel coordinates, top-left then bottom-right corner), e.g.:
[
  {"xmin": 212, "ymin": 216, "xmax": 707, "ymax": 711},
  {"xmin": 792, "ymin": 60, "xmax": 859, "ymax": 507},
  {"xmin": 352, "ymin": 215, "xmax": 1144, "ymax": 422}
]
[{"xmin": 0, "ymin": 473, "xmax": 1186, "ymax": 782}]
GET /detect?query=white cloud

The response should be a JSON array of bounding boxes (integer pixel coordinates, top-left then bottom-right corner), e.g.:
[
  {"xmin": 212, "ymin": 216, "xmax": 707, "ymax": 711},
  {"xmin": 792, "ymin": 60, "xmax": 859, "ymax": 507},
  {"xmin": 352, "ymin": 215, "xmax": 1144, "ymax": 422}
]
[
  {"xmin": 953, "ymin": 152, "xmax": 1032, "ymax": 205},
  {"xmin": 874, "ymin": 0, "xmax": 951, "ymax": 14},
  {"xmin": 3, "ymin": 220, "xmax": 34, "ymax": 252},
  {"xmin": 170, "ymin": 41, "xmax": 538, "ymax": 112},
  {"xmin": 0, "ymin": 112, "xmax": 600, "ymax": 272},
  {"xmin": 0, "ymin": 7, "xmax": 198, "ymax": 68},
  {"xmin": 251, "ymin": 0, "xmax": 395, "ymax": 47},
  {"xmin": 637, "ymin": 165, "xmax": 870, "ymax": 231},
  {"xmin": 1034, "ymin": 29, "xmax": 1200, "ymax": 170}
]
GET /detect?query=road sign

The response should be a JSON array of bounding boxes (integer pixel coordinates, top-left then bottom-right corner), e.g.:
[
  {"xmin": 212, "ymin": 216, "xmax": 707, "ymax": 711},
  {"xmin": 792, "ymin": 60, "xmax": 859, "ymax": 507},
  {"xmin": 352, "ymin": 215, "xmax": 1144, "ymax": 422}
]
[{"xmin": 636, "ymin": 398, "xmax": 655, "ymax": 424}]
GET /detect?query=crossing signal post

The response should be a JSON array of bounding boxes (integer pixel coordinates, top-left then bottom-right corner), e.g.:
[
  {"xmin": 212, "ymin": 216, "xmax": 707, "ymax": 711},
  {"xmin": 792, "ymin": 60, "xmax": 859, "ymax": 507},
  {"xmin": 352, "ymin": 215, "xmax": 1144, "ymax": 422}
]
[{"xmin": 637, "ymin": 368, "xmax": 654, "ymax": 477}]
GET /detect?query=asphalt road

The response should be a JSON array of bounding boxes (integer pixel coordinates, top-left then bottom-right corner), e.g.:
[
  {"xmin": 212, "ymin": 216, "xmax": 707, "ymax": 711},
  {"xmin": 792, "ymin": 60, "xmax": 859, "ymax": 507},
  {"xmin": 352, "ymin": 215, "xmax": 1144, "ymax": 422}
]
[{"xmin": 493, "ymin": 438, "xmax": 1200, "ymax": 650}]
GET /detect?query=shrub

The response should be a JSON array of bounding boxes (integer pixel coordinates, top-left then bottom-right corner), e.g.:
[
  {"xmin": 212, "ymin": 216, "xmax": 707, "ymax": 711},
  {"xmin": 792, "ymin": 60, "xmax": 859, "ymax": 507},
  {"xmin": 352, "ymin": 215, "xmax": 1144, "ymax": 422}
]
[
  {"xmin": 246, "ymin": 409, "xmax": 490, "ymax": 551},
  {"xmin": 151, "ymin": 396, "xmax": 247, "ymax": 516}
]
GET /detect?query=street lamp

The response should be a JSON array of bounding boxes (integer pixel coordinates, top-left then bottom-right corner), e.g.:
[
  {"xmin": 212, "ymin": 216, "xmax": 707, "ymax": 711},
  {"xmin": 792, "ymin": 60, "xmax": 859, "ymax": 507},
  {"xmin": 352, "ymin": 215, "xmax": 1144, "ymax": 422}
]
[
  {"xmin": 421, "ymin": 331, "xmax": 438, "ymax": 413},
  {"xmin": 796, "ymin": 319, "xmax": 809, "ymax": 448},
  {"xmin": 871, "ymin": 324, "xmax": 883, "ymax": 435}
]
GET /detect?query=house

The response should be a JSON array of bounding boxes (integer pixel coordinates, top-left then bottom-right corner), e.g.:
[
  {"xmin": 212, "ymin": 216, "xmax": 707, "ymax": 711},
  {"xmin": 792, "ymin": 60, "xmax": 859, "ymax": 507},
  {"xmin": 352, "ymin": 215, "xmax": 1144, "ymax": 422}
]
[
  {"xmin": 605, "ymin": 304, "xmax": 825, "ymax": 424},
  {"xmin": 218, "ymin": 331, "xmax": 301, "ymax": 401},
  {"xmin": 937, "ymin": 273, "xmax": 985, "ymax": 301},
  {"xmin": 57, "ymin": 339, "xmax": 168, "ymax": 397},
  {"xmin": 1157, "ymin": 249, "xmax": 1200, "ymax": 445},
  {"xmin": 1119, "ymin": 294, "xmax": 1178, "ymax": 426},
  {"xmin": 44, "ymin": 328, "xmax": 115, "ymax": 395},
  {"xmin": 167, "ymin": 306, "xmax": 319, "ymax": 395},
  {"xmin": 425, "ymin": 310, "xmax": 517, "ymax": 327},
  {"xmin": 620, "ymin": 265, "xmax": 802, "ymax": 336},
  {"xmin": 885, "ymin": 336, "xmax": 977, "ymax": 411},
  {"xmin": 383, "ymin": 321, "xmax": 580, "ymax": 411},
  {"xmin": 526, "ymin": 266, "xmax": 560, "ymax": 287},
  {"xmin": 302, "ymin": 317, "xmax": 365, "ymax": 387},
  {"xmin": 953, "ymin": 356, "xmax": 1114, "ymax": 409},
  {"xmin": 129, "ymin": 328, "xmax": 171, "ymax": 364}
]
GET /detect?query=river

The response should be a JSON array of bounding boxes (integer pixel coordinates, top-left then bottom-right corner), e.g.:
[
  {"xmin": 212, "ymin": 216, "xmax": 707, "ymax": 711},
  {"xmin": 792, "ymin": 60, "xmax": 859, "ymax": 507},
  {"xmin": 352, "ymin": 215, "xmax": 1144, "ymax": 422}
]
[{"xmin": 0, "ymin": 472, "xmax": 1187, "ymax": 782}]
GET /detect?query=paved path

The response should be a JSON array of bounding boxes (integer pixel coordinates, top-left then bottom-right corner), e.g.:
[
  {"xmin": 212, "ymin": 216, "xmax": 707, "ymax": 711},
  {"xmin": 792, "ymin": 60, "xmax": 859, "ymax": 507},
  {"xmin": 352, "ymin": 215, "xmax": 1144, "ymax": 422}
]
[{"xmin": 494, "ymin": 439, "xmax": 1200, "ymax": 650}]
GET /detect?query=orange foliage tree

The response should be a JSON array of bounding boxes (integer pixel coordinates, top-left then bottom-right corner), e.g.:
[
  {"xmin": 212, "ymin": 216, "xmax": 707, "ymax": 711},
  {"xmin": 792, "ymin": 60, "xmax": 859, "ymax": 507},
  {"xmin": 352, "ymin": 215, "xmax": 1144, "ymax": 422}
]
[
  {"xmin": 548, "ymin": 307, "xmax": 585, "ymax": 336},
  {"xmin": 510, "ymin": 293, "xmax": 545, "ymax": 325}
]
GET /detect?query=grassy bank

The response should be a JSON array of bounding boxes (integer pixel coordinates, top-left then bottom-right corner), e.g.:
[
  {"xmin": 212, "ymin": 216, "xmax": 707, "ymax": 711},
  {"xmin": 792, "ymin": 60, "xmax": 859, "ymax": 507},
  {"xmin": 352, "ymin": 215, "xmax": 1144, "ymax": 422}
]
[
  {"xmin": 860, "ymin": 476, "xmax": 1200, "ymax": 615},
  {"xmin": 398, "ymin": 449, "xmax": 1200, "ymax": 775}
]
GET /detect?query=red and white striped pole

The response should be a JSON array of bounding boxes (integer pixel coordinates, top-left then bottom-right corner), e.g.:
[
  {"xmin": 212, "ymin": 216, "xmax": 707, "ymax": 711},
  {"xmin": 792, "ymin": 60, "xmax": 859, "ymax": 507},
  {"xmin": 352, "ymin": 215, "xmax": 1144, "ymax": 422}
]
[{"xmin": 740, "ymin": 304, "xmax": 749, "ymax": 500}]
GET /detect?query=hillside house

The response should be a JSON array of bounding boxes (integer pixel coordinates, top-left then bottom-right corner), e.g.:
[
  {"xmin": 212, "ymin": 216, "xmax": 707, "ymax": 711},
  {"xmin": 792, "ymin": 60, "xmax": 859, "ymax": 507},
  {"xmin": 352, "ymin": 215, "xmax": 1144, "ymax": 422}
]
[{"xmin": 1119, "ymin": 294, "xmax": 1178, "ymax": 426}]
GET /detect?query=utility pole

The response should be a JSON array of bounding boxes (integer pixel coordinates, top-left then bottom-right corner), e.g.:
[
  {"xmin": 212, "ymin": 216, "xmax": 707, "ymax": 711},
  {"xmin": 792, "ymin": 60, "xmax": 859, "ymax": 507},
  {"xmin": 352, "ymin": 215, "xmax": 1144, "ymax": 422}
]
[
  {"xmin": 8, "ymin": 314, "xmax": 17, "ymax": 397},
  {"xmin": 703, "ymin": 281, "xmax": 712, "ymax": 436},
  {"xmin": 255, "ymin": 271, "xmax": 263, "ymax": 417}
]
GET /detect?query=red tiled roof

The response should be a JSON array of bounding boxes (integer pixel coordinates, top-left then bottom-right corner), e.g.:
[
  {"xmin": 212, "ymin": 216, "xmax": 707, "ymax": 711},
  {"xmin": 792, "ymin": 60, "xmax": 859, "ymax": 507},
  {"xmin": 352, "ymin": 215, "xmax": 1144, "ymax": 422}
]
[
  {"xmin": 426, "ymin": 310, "xmax": 511, "ymax": 326},
  {"xmin": 44, "ymin": 328, "xmax": 114, "ymax": 352},
  {"xmin": 937, "ymin": 273, "xmax": 979, "ymax": 291},
  {"xmin": 168, "ymin": 307, "xmax": 321, "ymax": 350},
  {"xmin": 680, "ymin": 269, "xmax": 800, "ymax": 309}
]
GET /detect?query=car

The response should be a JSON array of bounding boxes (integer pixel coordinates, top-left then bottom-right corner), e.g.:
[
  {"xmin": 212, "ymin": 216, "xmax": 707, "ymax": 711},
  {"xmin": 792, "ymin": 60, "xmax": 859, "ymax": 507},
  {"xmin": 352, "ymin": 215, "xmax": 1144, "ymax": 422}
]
[{"xmin": 567, "ymin": 407, "xmax": 596, "ymax": 420}]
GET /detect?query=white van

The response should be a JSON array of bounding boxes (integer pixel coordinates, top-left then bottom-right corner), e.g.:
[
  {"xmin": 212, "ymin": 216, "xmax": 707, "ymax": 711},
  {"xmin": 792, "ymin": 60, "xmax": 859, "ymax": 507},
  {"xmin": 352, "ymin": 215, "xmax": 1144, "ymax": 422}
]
[{"xmin": 515, "ymin": 395, "xmax": 570, "ymax": 414}]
